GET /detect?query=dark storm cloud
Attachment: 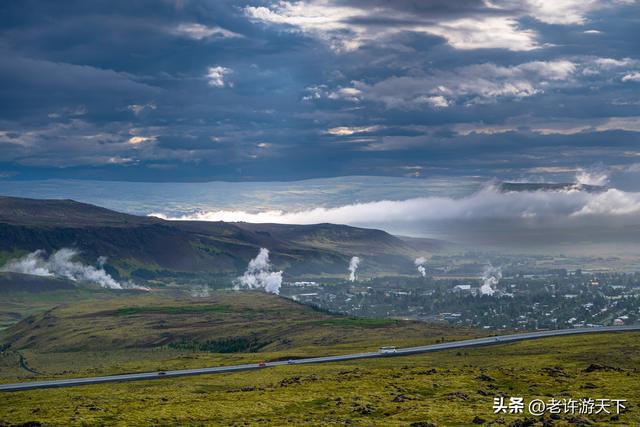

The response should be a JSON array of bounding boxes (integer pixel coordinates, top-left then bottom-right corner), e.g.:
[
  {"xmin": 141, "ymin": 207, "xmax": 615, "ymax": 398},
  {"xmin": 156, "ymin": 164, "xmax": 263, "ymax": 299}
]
[{"xmin": 0, "ymin": 0, "xmax": 639, "ymax": 181}]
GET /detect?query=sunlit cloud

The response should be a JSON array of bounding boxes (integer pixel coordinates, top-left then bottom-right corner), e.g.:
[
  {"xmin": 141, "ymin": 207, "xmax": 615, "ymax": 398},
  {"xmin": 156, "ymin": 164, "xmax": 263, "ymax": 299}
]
[
  {"xmin": 173, "ymin": 23, "xmax": 242, "ymax": 40},
  {"xmin": 245, "ymin": 1, "xmax": 540, "ymax": 51},
  {"xmin": 128, "ymin": 103, "xmax": 157, "ymax": 116},
  {"xmin": 622, "ymin": 71, "xmax": 640, "ymax": 82},
  {"xmin": 320, "ymin": 60, "xmax": 576, "ymax": 109},
  {"xmin": 127, "ymin": 136, "xmax": 155, "ymax": 145},
  {"xmin": 326, "ymin": 125, "xmax": 381, "ymax": 136},
  {"xmin": 206, "ymin": 66, "xmax": 233, "ymax": 88},
  {"xmin": 418, "ymin": 16, "xmax": 539, "ymax": 51}
]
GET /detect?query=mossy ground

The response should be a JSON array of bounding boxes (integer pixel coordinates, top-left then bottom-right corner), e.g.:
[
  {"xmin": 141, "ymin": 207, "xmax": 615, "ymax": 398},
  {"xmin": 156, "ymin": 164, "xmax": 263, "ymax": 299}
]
[
  {"xmin": 0, "ymin": 292, "xmax": 638, "ymax": 426},
  {"xmin": 1, "ymin": 333, "xmax": 639, "ymax": 426}
]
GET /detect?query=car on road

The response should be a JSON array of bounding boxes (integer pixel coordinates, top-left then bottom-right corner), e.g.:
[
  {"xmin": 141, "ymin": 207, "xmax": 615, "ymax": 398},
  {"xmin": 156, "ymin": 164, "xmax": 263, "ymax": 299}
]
[
  {"xmin": 287, "ymin": 359, "xmax": 295, "ymax": 365},
  {"xmin": 379, "ymin": 346, "xmax": 397, "ymax": 354},
  {"xmin": 258, "ymin": 362, "xmax": 266, "ymax": 367},
  {"xmin": 158, "ymin": 371, "xmax": 166, "ymax": 376}
]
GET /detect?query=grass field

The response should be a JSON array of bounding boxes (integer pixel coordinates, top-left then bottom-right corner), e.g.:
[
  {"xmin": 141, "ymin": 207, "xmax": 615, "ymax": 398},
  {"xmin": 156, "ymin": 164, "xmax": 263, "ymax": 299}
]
[
  {"xmin": 0, "ymin": 287, "xmax": 143, "ymax": 331},
  {"xmin": 0, "ymin": 291, "xmax": 480, "ymax": 380},
  {"xmin": 0, "ymin": 290, "xmax": 638, "ymax": 426},
  {"xmin": 1, "ymin": 333, "xmax": 639, "ymax": 426}
]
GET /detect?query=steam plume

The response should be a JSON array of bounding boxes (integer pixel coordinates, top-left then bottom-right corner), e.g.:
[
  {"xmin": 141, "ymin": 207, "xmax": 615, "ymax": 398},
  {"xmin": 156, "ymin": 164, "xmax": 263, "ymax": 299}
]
[
  {"xmin": 479, "ymin": 264, "xmax": 502, "ymax": 296},
  {"xmin": 576, "ymin": 168, "xmax": 609, "ymax": 186},
  {"xmin": 0, "ymin": 249, "xmax": 145, "ymax": 290},
  {"xmin": 414, "ymin": 256, "xmax": 427, "ymax": 277},
  {"xmin": 348, "ymin": 256, "xmax": 360, "ymax": 282},
  {"xmin": 190, "ymin": 285, "xmax": 210, "ymax": 297},
  {"xmin": 234, "ymin": 248, "xmax": 283, "ymax": 294}
]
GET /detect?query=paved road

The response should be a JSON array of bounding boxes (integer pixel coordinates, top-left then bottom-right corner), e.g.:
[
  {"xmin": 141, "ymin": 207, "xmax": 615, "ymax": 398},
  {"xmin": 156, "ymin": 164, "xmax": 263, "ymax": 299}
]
[{"xmin": 1, "ymin": 325, "xmax": 638, "ymax": 392}]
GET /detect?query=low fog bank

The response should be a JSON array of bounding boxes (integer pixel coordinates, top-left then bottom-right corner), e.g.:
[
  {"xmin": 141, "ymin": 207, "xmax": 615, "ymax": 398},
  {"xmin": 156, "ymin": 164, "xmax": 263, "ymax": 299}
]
[{"xmin": 151, "ymin": 181, "xmax": 640, "ymax": 251}]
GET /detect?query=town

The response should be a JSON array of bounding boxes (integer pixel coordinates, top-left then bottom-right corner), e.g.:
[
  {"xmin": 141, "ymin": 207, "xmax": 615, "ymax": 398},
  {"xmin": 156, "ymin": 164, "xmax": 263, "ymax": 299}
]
[{"xmin": 282, "ymin": 266, "xmax": 640, "ymax": 330}]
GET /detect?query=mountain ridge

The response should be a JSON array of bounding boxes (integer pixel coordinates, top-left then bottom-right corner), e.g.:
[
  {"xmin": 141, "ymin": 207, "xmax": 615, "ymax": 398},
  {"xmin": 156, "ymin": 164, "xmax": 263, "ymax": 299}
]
[
  {"xmin": 497, "ymin": 182, "xmax": 607, "ymax": 193},
  {"xmin": 0, "ymin": 195, "xmax": 431, "ymax": 278}
]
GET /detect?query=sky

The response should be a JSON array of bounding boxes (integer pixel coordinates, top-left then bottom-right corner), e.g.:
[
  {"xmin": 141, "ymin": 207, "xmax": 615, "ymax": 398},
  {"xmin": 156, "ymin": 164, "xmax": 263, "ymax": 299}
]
[
  {"xmin": 1, "ymin": 0, "xmax": 640, "ymax": 182},
  {"xmin": 2, "ymin": 1, "xmax": 640, "ymax": 250}
]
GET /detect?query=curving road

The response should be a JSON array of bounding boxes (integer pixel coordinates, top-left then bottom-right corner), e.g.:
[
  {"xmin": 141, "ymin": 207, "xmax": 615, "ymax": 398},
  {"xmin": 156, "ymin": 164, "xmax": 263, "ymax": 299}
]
[{"xmin": 1, "ymin": 325, "xmax": 638, "ymax": 392}]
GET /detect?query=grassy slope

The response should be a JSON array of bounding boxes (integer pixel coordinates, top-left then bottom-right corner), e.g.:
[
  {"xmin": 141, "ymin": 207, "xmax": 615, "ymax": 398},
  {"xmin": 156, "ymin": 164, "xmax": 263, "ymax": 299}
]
[
  {"xmin": 0, "ymin": 291, "xmax": 478, "ymax": 384},
  {"xmin": 0, "ymin": 291, "xmax": 638, "ymax": 425},
  {"xmin": 0, "ymin": 333, "xmax": 638, "ymax": 426},
  {"xmin": 0, "ymin": 291, "xmax": 473, "ymax": 356},
  {"xmin": 0, "ymin": 276, "xmax": 146, "ymax": 332}
]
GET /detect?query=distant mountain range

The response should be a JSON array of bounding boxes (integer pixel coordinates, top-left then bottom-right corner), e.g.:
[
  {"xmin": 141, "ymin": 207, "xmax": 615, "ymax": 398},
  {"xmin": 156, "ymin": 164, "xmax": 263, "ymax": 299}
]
[
  {"xmin": 0, "ymin": 196, "xmax": 441, "ymax": 279},
  {"xmin": 498, "ymin": 182, "xmax": 607, "ymax": 193}
]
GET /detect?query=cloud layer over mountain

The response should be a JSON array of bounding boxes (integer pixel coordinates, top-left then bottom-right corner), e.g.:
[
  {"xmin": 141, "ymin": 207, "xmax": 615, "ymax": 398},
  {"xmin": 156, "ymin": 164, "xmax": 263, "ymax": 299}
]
[{"xmin": 151, "ymin": 181, "xmax": 640, "ymax": 248}]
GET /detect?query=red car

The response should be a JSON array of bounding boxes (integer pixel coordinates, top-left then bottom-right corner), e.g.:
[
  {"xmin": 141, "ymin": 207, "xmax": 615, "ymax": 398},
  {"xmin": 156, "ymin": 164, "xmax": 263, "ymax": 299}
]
[{"xmin": 258, "ymin": 362, "xmax": 266, "ymax": 367}]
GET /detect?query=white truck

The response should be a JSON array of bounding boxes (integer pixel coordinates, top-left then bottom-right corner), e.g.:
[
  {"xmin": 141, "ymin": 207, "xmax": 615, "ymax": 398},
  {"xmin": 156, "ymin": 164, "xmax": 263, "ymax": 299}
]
[{"xmin": 378, "ymin": 346, "xmax": 397, "ymax": 354}]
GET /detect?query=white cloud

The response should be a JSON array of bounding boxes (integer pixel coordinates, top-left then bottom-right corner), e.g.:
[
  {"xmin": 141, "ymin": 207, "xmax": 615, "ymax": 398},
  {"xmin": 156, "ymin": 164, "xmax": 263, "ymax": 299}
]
[
  {"xmin": 418, "ymin": 95, "xmax": 450, "ymax": 108},
  {"xmin": 594, "ymin": 57, "xmax": 633, "ymax": 68},
  {"xmin": 419, "ymin": 16, "xmax": 539, "ymax": 51},
  {"xmin": 128, "ymin": 135, "xmax": 155, "ymax": 145},
  {"xmin": 516, "ymin": 60, "xmax": 577, "ymax": 80},
  {"xmin": 206, "ymin": 66, "xmax": 233, "ymax": 88},
  {"xmin": 534, "ymin": 116, "xmax": 640, "ymax": 135},
  {"xmin": 455, "ymin": 115, "xmax": 640, "ymax": 136},
  {"xmin": 308, "ymin": 55, "xmax": 637, "ymax": 113},
  {"xmin": 575, "ymin": 168, "xmax": 609, "ymax": 186},
  {"xmin": 622, "ymin": 71, "xmax": 640, "ymax": 82},
  {"xmin": 324, "ymin": 60, "xmax": 576, "ymax": 109},
  {"xmin": 244, "ymin": 0, "xmax": 638, "ymax": 54},
  {"xmin": 245, "ymin": 1, "xmax": 366, "ymax": 51},
  {"xmin": 572, "ymin": 189, "xmax": 640, "ymax": 216},
  {"xmin": 520, "ymin": 0, "xmax": 601, "ymax": 25},
  {"xmin": 595, "ymin": 116, "xmax": 640, "ymax": 133},
  {"xmin": 174, "ymin": 23, "xmax": 242, "ymax": 40},
  {"xmin": 303, "ymin": 85, "xmax": 363, "ymax": 102},
  {"xmin": 499, "ymin": 0, "xmax": 631, "ymax": 26},
  {"xmin": 245, "ymin": 1, "xmax": 540, "ymax": 52},
  {"xmin": 357, "ymin": 135, "xmax": 426, "ymax": 152},
  {"xmin": 0, "ymin": 120, "xmax": 155, "ymax": 167},
  {"xmin": 329, "ymin": 87, "xmax": 362, "ymax": 101},
  {"xmin": 150, "ymin": 185, "xmax": 640, "ymax": 241},
  {"xmin": 527, "ymin": 166, "xmax": 579, "ymax": 174},
  {"xmin": 454, "ymin": 123, "xmax": 518, "ymax": 136},
  {"xmin": 128, "ymin": 103, "xmax": 157, "ymax": 115},
  {"xmin": 533, "ymin": 125, "xmax": 592, "ymax": 135},
  {"xmin": 582, "ymin": 57, "xmax": 638, "ymax": 76},
  {"xmin": 326, "ymin": 125, "xmax": 380, "ymax": 136}
]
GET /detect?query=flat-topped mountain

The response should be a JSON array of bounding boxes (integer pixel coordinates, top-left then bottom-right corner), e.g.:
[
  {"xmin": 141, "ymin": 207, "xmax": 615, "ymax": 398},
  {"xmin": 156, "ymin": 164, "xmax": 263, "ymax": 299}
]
[
  {"xmin": 498, "ymin": 182, "xmax": 607, "ymax": 193},
  {"xmin": 0, "ymin": 196, "xmax": 156, "ymax": 227}
]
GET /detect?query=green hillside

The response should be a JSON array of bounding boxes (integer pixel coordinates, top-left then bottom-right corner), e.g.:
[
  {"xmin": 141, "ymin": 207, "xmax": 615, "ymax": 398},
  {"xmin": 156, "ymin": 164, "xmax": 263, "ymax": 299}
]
[
  {"xmin": 0, "ymin": 291, "xmax": 638, "ymax": 426},
  {"xmin": 0, "ymin": 291, "xmax": 475, "ymax": 357},
  {"xmin": 0, "ymin": 196, "xmax": 426, "ymax": 279}
]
